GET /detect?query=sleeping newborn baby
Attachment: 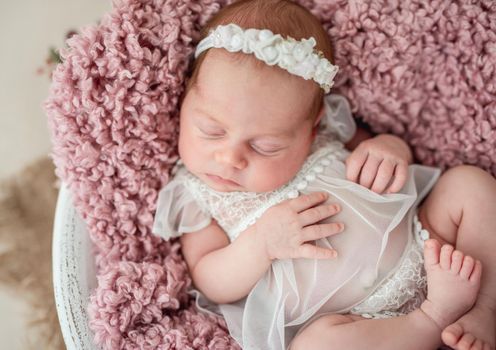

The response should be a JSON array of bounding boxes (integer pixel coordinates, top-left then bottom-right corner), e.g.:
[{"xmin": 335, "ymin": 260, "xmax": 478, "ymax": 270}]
[{"xmin": 153, "ymin": 1, "xmax": 495, "ymax": 349}]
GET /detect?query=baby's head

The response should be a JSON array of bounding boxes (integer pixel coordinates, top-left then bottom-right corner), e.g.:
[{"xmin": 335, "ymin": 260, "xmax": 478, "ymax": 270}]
[{"xmin": 178, "ymin": 0, "xmax": 334, "ymax": 192}]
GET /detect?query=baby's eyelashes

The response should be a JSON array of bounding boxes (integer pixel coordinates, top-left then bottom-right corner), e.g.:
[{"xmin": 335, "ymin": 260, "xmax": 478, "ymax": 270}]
[
  {"xmin": 197, "ymin": 126, "xmax": 225, "ymax": 138},
  {"xmin": 250, "ymin": 143, "xmax": 285, "ymax": 156}
]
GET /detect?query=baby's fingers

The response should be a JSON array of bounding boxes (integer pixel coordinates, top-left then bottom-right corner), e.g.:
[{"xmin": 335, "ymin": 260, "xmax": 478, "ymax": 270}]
[
  {"xmin": 298, "ymin": 243, "xmax": 338, "ymax": 259},
  {"xmin": 358, "ymin": 155, "xmax": 381, "ymax": 189},
  {"xmin": 345, "ymin": 149, "xmax": 368, "ymax": 183},
  {"xmin": 299, "ymin": 204, "xmax": 341, "ymax": 227},
  {"xmin": 386, "ymin": 162, "xmax": 408, "ymax": 193},
  {"xmin": 288, "ymin": 191, "xmax": 329, "ymax": 212},
  {"xmin": 301, "ymin": 222, "xmax": 344, "ymax": 241},
  {"xmin": 370, "ymin": 160, "xmax": 395, "ymax": 193}
]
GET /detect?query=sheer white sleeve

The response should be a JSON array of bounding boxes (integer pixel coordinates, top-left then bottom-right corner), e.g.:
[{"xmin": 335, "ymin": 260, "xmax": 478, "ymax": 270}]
[
  {"xmin": 152, "ymin": 178, "xmax": 212, "ymax": 240},
  {"xmin": 321, "ymin": 94, "xmax": 357, "ymax": 143}
]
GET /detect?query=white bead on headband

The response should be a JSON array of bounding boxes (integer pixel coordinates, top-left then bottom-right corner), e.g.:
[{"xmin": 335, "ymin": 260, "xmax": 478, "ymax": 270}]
[{"xmin": 194, "ymin": 24, "xmax": 339, "ymax": 93}]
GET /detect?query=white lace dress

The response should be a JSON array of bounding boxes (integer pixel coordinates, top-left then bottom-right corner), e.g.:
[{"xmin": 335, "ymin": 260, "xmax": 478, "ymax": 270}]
[{"xmin": 152, "ymin": 94, "xmax": 441, "ymax": 350}]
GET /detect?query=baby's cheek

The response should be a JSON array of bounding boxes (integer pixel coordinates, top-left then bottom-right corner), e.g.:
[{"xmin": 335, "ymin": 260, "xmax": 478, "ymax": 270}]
[
  {"xmin": 265, "ymin": 150, "xmax": 311, "ymax": 189},
  {"xmin": 250, "ymin": 161, "xmax": 299, "ymax": 192},
  {"xmin": 178, "ymin": 134, "xmax": 203, "ymax": 171},
  {"xmin": 177, "ymin": 134, "xmax": 189, "ymax": 161}
]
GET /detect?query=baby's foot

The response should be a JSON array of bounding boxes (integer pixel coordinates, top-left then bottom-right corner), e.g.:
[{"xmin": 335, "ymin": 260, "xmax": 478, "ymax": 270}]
[
  {"xmin": 420, "ymin": 239, "xmax": 482, "ymax": 331},
  {"xmin": 442, "ymin": 302, "xmax": 495, "ymax": 350}
]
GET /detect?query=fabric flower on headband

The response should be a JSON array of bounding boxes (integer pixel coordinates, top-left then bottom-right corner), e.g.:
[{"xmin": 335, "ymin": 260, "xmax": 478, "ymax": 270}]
[{"xmin": 195, "ymin": 24, "xmax": 339, "ymax": 93}]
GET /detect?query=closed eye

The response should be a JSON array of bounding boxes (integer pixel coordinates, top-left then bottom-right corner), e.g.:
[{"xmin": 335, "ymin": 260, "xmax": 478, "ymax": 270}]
[
  {"xmin": 198, "ymin": 126, "xmax": 225, "ymax": 138},
  {"xmin": 250, "ymin": 143, "xmax": 285, "ymax": 156}
]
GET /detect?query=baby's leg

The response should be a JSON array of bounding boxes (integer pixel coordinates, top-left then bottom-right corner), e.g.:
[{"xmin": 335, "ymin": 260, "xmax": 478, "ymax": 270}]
[
  {"xmin": 290, "ymin": 312, "xmax": 441, "ymax": 350},
  {"xmin": 290, "ymin": 241, "xmax": 481, "ymax": 350},
  {"xmin": 418, "ymin": 165, "xmax": 496, "ymax": 350}
]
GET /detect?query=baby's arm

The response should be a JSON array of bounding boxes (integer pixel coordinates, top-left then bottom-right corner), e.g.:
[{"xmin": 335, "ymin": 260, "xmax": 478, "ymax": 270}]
[
  {"xmin": 180, "ymin": 192, "xmax": 343, "ymax": 304},
  {"xmin": 180, "ymin": 219, "xmax": 271, "ymax": 304}
]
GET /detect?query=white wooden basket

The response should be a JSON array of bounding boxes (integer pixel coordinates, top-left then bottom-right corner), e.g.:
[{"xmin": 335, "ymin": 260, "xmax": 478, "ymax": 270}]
[{"xmin": 52, "ymin": 184, "xmax": 100, "ymax": 350}]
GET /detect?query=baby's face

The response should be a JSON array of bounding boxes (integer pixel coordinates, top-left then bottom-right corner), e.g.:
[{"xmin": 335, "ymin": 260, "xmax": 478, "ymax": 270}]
[{"xmin": 178, "ymin": 50, "xmax": 321, "ymax": 192}]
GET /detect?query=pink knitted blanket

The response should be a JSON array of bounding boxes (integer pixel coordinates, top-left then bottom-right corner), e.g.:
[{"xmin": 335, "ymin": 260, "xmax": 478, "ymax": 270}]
[{"xmin": 44, "ymin": 0, "xmax": 496, "ymax": 348}]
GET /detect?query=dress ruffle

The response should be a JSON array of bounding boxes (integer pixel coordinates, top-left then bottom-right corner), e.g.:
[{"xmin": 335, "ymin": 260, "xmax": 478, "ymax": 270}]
[{"xmin": 152, "ymin": 177, "xmax": 211, "ymax": 239}]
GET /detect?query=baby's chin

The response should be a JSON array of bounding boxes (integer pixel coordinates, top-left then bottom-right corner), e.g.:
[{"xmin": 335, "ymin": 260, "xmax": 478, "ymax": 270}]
[
  {"xmin": 235, "ymin": 178, "xmax": 295, "ymax": 193},
  {"xmin": 200, "ymin": 173, "xmax": 290, "ymax": 193},
  {"xmin": 184, "ymin": 162, "xmax": 299, "ymax": 193}
]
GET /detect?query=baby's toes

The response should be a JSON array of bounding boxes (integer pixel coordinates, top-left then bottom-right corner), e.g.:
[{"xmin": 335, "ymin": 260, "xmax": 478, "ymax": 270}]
[
  {"xmin": 424, "ymin": 239, "xmax": 441, "ymax": 268},
  {"xmin": 451, "ymin": 250, "xmax": 464, "ymax": 274},
  {"xmin": 442, "ymin": 323, "xmax": 464, "ymax": 347},
  {"xmin": 470, "ymin": 339, "xmax": 484, "ymax": 350},
  {"xmin": 460, "ymin": 255, "xmax": 475, "ymax": 280},
  {"xmin": 440, "ymin": 244, "xmax": 455, "ymax": 270},
  {"xmin": 469, "ymin": 260, "xmax": 482, "ymax": 284},
  {"xmin": 457, "ymin": 333, "xmax": 476, "ymax": 350}
]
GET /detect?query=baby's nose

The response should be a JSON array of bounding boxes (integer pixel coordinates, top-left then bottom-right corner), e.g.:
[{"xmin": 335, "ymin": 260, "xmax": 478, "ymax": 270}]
[{"xmin": 214, "ymin": 148, "xmax": 247, "ymax": 170}]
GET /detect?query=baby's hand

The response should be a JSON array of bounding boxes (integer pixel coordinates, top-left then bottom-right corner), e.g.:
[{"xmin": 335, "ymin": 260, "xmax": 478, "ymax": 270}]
[
  {"xmin": 345, "ymin": 134, "xmax": 412, "ymax": 194},
  {"xmin": 255, "ymin": 192, "xmax": 344, "ymax": 260}
]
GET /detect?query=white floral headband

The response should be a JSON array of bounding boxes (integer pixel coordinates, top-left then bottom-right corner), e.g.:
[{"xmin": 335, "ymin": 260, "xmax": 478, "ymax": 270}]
[{"xmin": 194, "ymin": 24, "xmax": 339, "ymax": 93}]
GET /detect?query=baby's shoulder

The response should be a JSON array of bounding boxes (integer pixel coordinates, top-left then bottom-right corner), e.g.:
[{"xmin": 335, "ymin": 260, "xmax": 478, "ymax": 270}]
[{"xmin": 152, "ymin": 161, "xmax": 212, "ymax": 240}]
